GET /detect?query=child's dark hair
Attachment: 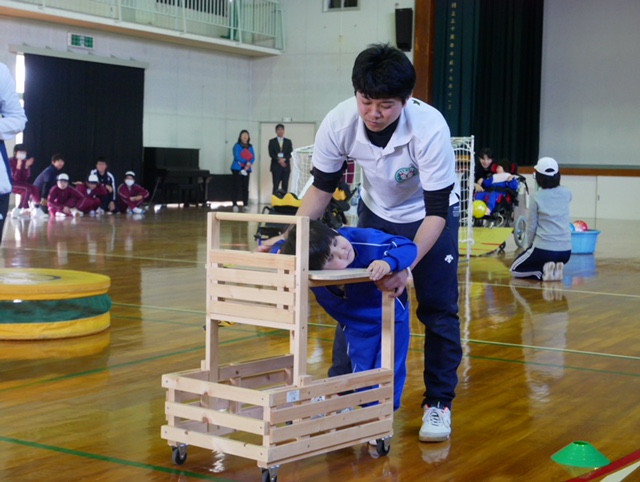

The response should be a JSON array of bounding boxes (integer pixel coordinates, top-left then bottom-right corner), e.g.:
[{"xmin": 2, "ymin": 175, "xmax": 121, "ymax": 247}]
[
  {"xmin": 497, "ymin": 158, "xmax": 512, "ymax": 172},
  {"xmin": 281, "ymin": 220, "xmax": 339, "ymax": 270},
  {"xmin": 51, "ymin": 153, "xmax": 64, "ymax": 163},
  {"xmin": 351, "ymin": 43, "xmax": 415, "ymax": 102},
  {"xmin": 534, "ymin": 171, "xmax": 561, "ymax": 189},
  {"xmin": 478, "ymin": 147, "xmax": 494, "ymax": 159}
]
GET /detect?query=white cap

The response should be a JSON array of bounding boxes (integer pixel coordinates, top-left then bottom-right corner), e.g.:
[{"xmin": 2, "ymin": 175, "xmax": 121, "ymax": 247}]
[
  {"xmin": 125, "ymin": 171, "xmax": 136, "ymax": 178},
  {"xmin": 534, "ymin": 157, "xmax": 559, "ymax": 176},
  {"xmin": 88, "ymin": 174, "xmax": 99, "ymax": 183},
  {"xmin": 57, "ymin": 173, "xmax": 69, "ymax": 181}
]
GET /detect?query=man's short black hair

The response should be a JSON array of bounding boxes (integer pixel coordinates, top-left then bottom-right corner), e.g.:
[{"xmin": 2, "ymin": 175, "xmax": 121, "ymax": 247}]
[
  {"xmin": 96, "ymin": 156, "xmax": 108, "ymax": 165},
  {"xmin": 51, "ymin": 153, "xmax": 64, "ymax": 163},
  {"xmin": 13, "ymin": 144, "xmax": 26, "ymax": 154},
  {"xmin": 534, "ymin": 171, "xmax": 561, "ymax": 189},
  {"xmin": 275, "ymin": 123, "xmax": 285, "ymax": 131},
  {"xmin": 351, "ymin": 43, "xmax": 416, "ymax": 101},
  {"xmin": 281, "ymin": 220, "xmax": 339, "ymax": 270}
]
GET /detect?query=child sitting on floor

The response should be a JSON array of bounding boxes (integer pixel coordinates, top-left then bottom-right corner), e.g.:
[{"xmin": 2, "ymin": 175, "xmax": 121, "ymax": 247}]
[
  {"xmin": 75, "ymin": 174, "xmax": 109, "ymax": 215},
  {"xmin": 276, "ymin": 220, "xmax": 417, "ymax": 411},
  {"xmin": 117, "ymin": 171, "xmax": 149, "ymax": 214},
  {"xmin": 510, "ymin": 157, "xmax": 572, "ymax": 281},
  {"xmin": 47, "ymin": 173, "xmax": 85, "ymax": 218}
]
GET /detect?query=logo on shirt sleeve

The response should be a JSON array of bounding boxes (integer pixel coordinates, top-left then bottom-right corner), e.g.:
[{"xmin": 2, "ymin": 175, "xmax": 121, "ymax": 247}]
[{"xmin": 395, "ymin": 166, "xmax": 418, "ymax": 183}]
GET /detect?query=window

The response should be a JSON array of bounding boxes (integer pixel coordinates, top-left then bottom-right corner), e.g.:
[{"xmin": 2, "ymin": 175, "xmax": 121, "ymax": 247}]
[{"xmin": 324, "ymin": 0, "xmax": 359, "ymax": 12}]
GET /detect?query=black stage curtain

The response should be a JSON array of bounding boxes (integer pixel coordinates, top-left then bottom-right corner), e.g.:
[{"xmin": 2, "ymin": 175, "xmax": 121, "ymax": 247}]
[
  {"xmin": 432, "ymin": 0, "xmax": 479, "ymax": 138},
  {"xmin": 23, "ymin": 55, "xmax": 144, "ymax": 185},
  {"xmin": 433, "ymin": 0, "xmax": 544, "ymax": 167}
]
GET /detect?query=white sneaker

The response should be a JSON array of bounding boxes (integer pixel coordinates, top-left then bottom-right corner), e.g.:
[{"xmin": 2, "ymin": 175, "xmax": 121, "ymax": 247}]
[
  {"xmin": 242, "ymin": 206, "xmax": 249, "ymax": 212},
  {"xmin": 542, "ymin": 262, "xmax": 556, "ymax": 281},
  {"xmin": 554, "ymin": 262, "xmax": 564, "ymax": 281},
  {"xmin": 11, "ymin": 207, "xmax": 22, "ymax": 218},
  {"xmin": 89, "ymin": 210, "xmax": 96, "ymax": 216},
  {"xmin": 132, "ymin": 207, "xmax": 145, "ymax": 214},
  {"xmin": 232, "ymin": 205, "xmax": 239, "ymax": 213},
  {"xmin": 96, "ymin": 208, "xmax": 105, "ymax": 215},
  {"xmin": 71, "ymin": 208, "xmax": 83, "ymax": 217},
  {"xmin": 55, "ymin": 212, "xmax": 67, "ymax": 219},
  {"xmin": 31, "ymin": 207, "xmax": 48, "ymax": 219},
  {"xmin": 419, "ymin": 406, "xmax": 451, "ymax": 442}
]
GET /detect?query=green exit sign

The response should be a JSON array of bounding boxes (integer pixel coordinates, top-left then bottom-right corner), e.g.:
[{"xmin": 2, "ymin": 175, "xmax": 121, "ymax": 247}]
[{"xmin": 68, "ymin": 33, "xmax": 94, "ymax": 49}]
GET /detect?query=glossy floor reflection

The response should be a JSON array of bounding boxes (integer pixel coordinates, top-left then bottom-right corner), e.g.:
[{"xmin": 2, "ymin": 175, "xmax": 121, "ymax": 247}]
[{"xmin": 1, "ymin": 208, "xmax": 639, "ymax": 481}]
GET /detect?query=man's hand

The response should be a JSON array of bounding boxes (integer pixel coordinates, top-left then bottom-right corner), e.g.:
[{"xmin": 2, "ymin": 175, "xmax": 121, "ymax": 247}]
[{"xmin": 373, "ymin": 268, "xmax": 409, "ymax": 297}]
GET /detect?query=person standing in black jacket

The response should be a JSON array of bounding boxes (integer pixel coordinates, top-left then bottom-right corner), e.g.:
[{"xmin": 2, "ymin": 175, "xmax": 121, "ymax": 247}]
[{"xmin": 268, "ymin": 124, "xmax": 293, "ymax": 195}]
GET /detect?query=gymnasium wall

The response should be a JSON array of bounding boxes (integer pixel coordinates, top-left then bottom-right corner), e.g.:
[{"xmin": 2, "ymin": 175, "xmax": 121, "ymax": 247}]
[
  {"xmin": 251, "ymin": 0, "xmax": 414, "ymax": 127},
  {"xmin": 540, "ymin": 0, "xmax": 640, "ymax": 167},
  {"xmin": 0, "ymin": 16, "xmax": 254, "ymax": 175},
  {"xmin": 0, "ymin": 0, "xmax": 412, "ymax": 178}
]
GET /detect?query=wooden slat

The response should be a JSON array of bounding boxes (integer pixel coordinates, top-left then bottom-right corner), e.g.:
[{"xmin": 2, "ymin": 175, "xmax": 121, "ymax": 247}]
[
  {"xmin": 213, "ymin": 211, "xmax": 302, "ymax": 226},
  {"xmin": 165, "ymin": 401, "xmax": 267, "ymax": 435},
  {"xmin": 269, "ymin": 402, "xmax": 393, "ymax": 443},
  {"xmin": 269, "ymin": 386, "xmax": 393, "ymax": 425},
  {"xmin": 161, "ymin": 425, "xmax": 268, "ymax": 463},
  {"xmin": 268, "ymin": 369, "xmax": 393, "ymax": 405},
  {"xmin": 209, "ymin": 283, "xmax": 295, "ymax": 306},
  {"xmin": 208, "ymin": 266, "xmax": 296, "ymax": 289},
  {"xmin": 161, "ymin": 375, "xmax": 271, "ymax": 407},
  {"xmin": 208, "ymin": 300, "xmax": 295, "ymax": 325},
  {"xmin": 209, "ymin": 248, "xmax": 297, "ymax": 270},
  {"xmin": 225, "ymin": 370, "xmax": 289, "ymax": 391},
  {"xmin": 218, "ymin": 355, "xmax": 294, "ymax": 381},
  {"xmin": 266, "ymin": 420, "xmax": 393, "ymax": 465}
]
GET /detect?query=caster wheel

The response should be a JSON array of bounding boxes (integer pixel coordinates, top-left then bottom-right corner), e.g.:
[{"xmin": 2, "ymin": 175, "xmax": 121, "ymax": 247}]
[
  {"xmin": 261, "ymin": 468, "xmax": 278, "ymax": 482},
  {"xmin": 171, "ymin": 445, "xmax": 187, "ymax": 465},
  {"xmin": 375, "ymin": 438, "xmax": 391, "ymax": 456}
]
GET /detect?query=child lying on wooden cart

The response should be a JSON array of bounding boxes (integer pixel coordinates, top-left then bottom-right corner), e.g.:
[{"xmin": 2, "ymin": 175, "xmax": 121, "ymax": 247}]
[{"xmin": 272, "ymin": 220, "xmax": 417, "ymax": 410}]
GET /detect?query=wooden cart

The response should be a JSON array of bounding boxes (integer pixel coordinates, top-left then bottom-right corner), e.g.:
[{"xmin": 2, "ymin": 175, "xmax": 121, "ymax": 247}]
[{"xmin": 161, "ymin": 212, "xmax": 395, "ymax": 481}]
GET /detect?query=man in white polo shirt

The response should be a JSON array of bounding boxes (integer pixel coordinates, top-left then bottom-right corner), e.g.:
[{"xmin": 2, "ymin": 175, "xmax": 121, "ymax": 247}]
[{"xmin": 294, "ymin": 43, "xmax": 461, "ymax": 443}]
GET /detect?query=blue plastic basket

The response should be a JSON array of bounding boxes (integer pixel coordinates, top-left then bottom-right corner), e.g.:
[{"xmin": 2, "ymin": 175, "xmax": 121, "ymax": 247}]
[{"xmin": 571, "ymin": 230, "xmax": 600, "ymax": 254}]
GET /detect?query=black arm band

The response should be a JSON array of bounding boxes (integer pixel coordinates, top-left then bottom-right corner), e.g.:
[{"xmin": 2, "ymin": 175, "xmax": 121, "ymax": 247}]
[
  {"xmin": 311, "ymin": 163, "xmax": 346, "ymax": 193},
  {"xmin": 423, "ymin": 183, "xmax": 454, "ymax": 219}
]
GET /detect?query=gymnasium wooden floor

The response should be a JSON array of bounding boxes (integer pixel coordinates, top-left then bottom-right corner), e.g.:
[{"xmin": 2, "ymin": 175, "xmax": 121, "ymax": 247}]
[{"xmin": 1, "ymin": 207, "xmax": 639, "ymax": 482}]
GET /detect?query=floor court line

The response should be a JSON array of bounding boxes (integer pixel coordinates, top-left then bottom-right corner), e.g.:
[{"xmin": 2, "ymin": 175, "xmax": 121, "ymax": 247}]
[
  {"xmin": 113, "ymin": 304, "xmax": 640, "ymax": 364},
  {"xmin": 0, "ymin": 435, "xmax": 229, "ymax": 481},
  {"xmin": 489, "ymin": 281, "xmax": 640, "ymax": 300}
]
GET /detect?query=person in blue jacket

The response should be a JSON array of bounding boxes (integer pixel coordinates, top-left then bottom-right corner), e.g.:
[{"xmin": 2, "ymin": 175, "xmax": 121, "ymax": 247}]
[
  {"xmin": 230, "ymin": 129, "xmax": 255, "ymax": 212},
  {"xmin": 279, "ymin": 220, "xmax": 417, "ymax": 410}
]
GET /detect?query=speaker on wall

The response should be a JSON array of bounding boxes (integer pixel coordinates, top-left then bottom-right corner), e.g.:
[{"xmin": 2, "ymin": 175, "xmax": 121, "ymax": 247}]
[{"xmin": 395, "ymin": 8, "xmax": 413, "ymax": 52}]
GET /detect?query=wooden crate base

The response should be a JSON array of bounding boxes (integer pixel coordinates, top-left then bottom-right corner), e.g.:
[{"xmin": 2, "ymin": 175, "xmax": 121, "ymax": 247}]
[{"xmin": 161, "ymin": 357, "xmax": 394, "ymax": 467}]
